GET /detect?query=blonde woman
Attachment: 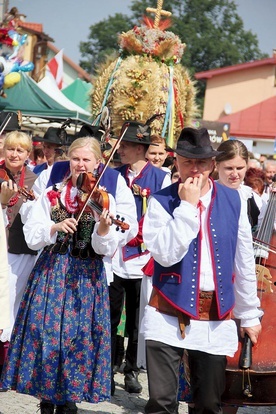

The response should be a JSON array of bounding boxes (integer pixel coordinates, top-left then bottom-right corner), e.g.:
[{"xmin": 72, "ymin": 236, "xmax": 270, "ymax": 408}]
[
  {"xmin": 1, "ymin": 137, "xmax": 133, "ymax": 414},
  {"xmin": 0, "ymin": 131, "xmax": 37, "ymax": 368}
]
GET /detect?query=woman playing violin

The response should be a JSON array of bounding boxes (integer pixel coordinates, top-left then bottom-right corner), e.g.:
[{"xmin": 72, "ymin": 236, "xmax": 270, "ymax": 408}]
[
  {"xmin": 0, "ymin": 137, "xmax": 131, "ymax": 414},
  {"xmin": 0, "ymin": 130, "xmax": 37, "ymax": 375}
]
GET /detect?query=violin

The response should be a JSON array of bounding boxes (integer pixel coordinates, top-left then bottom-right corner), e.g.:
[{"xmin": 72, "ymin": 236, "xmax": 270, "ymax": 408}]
[
  {"xmin": 0, "ymin": 168, "xmax": 35, "ymax": 201},
  {"xmin": 76, "ymin": 171, "xmax": 129, "ymax": 232}
]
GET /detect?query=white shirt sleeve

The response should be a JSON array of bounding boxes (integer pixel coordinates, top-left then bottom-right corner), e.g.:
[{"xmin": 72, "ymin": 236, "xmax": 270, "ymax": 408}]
[
  {"xmin": 233, "ymin": 196, "xmax": 263, "ymax": 326},
  {"xmin": 113, "ymin": 174, "xmax": 138, "ymax": 245},
  {"xmin": 20, "ymin": 169, "xmax": 52, "ymax": 225},
  {"xmin": 143, "ymin": 196, "xmax": 200, "ymax": 266},
  {"xmin": 32, "ymin": 168, "xmax": 52, "ymax": 197},
  {"xmin": 161, "ymin": 174, "xmax": 172, "ymax": 189},
  {"xmin": 92, "ymin": 193, "xmax": 121, "ymax": 257},
  {"xmin": 23, "ymin": 188, "xmax": 58, "ymax": 250},
  {"xmin": 2, "ymin": 207, "xmax": 8, "ymax": 227}
]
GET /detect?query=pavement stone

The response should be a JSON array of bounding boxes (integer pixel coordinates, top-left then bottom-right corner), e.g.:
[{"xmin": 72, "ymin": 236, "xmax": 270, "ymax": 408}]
[
  {"xmin": 0, "ymin": 370, "xmax": 187, "ymax": 414},
  {"xmin": 0, "ymin": 370, "xmax": 275, "ymax": 414}
]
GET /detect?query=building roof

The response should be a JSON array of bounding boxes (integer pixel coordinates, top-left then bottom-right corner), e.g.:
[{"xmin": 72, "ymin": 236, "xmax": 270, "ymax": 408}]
[
  {"xmin": 195, "ymin": 56, "xmax": 276, "ymax": 80},
  {"xmin": 47, "ymin": 42, "xmax": 91, "ymax": 82},
  {"xmin": 17, "ymin": 23, "xmax": 91, "ymax": 82},
  {"xmin": 18, "ymin": 21, "xmax": 43, "ymax": 33},
  {"xmin": 18, "ymin": 21, "xmax": 53, "ymax": 41},
  {"xmin": 218, "ymin": 95, "xmax": 276, "ymax": 139}
]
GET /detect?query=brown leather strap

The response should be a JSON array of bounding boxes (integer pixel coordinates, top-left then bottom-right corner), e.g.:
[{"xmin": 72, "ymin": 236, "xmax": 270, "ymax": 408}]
[
  {"xmin": 149, "ymin": 288, "xmax": 190, "ymax": 338},
  {"xmin": 149, "ymin": 288, "xmax": 231, "ymax": 338}
]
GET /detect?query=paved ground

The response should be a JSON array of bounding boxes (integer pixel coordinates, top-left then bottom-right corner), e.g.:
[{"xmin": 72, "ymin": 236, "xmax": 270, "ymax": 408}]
[
  {"xmin": 0, "ymin": 370, "xmax": 187, "ymax": 414},
  {"xmin": 1, "ymin": 370, "xmax": 275, "ymax": 414}
]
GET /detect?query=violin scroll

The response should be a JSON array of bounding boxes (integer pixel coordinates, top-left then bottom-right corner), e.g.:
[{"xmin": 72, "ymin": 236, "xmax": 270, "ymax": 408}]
[{"xmin": 113, "ymin": 214, "xmax": 129, "ymax": 232}]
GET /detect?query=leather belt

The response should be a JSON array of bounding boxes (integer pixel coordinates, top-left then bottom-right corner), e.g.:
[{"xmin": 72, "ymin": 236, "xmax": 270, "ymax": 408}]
[{"xmin": 149, "ymin": 288, "xmax": 231, "ymax": 339}]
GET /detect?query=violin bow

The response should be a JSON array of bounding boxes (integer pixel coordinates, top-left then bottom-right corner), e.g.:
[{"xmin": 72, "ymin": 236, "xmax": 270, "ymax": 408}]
[
  {"xmin": 75, "ymin": 121, "xmax": 130, "ymax": 223},
  {"xmin": 0, "ymin": 112, "xmax": 14, "ymax": 135}
]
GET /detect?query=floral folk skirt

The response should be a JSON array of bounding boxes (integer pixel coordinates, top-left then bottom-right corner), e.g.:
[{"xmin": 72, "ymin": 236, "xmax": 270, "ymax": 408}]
[{"xmin": 1, "ymin": 248, "xmax": 111, "ymax": 404}]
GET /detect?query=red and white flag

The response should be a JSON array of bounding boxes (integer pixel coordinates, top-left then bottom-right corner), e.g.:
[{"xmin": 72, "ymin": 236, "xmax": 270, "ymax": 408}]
[{"xmin": 47, "ymin": 49, "xmax": 64, "ymax": 89}]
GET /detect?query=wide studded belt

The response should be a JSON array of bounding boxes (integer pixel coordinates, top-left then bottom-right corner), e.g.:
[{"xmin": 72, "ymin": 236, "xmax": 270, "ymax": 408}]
[{"xmin": 149, "ymin": 288, "xmax": 231, "ymax": 339}]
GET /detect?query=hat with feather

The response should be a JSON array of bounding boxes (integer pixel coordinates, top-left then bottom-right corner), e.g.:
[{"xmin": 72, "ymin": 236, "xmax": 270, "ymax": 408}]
[{"xmin": 117, "ymin": 114, "xmax": 164, "ymax": 146}]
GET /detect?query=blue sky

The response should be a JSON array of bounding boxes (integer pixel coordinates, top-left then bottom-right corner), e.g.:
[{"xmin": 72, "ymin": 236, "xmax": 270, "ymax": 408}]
[{"xmin": 10, "ymin": 0, "xmax": 276, "ymax": 64}]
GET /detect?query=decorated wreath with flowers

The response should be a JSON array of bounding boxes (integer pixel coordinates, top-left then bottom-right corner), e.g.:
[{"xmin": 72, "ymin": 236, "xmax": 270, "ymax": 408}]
[
  {"xmin": 119, "ymin": 24, "xmax": 185, "ymax": 66},
  {"xmin": 91, "ymin": 0, "xmax": 198, "ymax": 147}
]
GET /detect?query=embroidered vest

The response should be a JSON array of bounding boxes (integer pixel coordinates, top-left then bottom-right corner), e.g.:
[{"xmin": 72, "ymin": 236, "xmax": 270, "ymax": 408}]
[
  {"xmin": 48, "ymin": 199, "xmax": 100, "ymax": 260},
  {"xmin": 4, "ymin": 166, "xmax": 37, "ymax": 255},
  {"xmin": 33, "ymin": 162, "xmax": 48, "ymax": 176},
  {"xmin": 116, "ymin": 162, "xmax": 167, "ymax": 261},
  {"xmin": 152, "ymin": 182, "xmax": 241, "ymax": 319}
]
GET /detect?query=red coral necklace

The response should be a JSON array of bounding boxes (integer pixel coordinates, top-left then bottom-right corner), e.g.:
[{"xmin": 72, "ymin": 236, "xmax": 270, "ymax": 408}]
[
  {"xmin": 65, "ymin": 179, "xmax": 79, "ymax": 213},
  {"xmin": 6, "ymin": 165, "xmax": 26, "ymax": 207}
]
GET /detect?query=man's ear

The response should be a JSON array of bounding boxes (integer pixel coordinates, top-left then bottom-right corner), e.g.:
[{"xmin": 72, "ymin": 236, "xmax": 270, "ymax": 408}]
[{"xmin": 173, "ymin": 158, "xmax": 179, "ymax": 171}]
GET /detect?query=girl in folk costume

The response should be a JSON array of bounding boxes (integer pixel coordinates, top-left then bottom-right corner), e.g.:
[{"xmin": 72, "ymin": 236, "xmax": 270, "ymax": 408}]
[
  {"xmin": 0, "ymin": 130, "xmax": 37, "ymax": 374},
  {"xmin": 215, "ymin": 140, "xmax": 267, "ymax": 235},
  {"xmin": 0, "ymin": 137, "xmax": 133, "ymax": 414}
]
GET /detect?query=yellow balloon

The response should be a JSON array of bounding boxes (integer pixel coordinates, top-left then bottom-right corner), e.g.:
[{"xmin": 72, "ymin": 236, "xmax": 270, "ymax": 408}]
[{"xmin": 3, "ymin": 72, "xmax": 21, "ymax": 89}]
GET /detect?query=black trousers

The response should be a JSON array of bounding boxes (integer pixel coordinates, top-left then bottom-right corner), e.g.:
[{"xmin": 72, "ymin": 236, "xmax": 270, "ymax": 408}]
[
  {"xmin": 145, "ymin": 340, "xmax": 226, "ymax": 414},
  {"xmin": 109, "ymin": 274, "xmax": 141, "ymax": 373}
]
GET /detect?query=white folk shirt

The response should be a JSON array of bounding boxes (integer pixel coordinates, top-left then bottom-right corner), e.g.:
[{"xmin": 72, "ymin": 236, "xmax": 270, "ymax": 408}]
[
  {"xmin": 112, "ymin": 170, "xmax": 171, "ymax": 279},
  {"xmin": 142, "ymin": 182, "xmax": 263, "ymax": 357}
]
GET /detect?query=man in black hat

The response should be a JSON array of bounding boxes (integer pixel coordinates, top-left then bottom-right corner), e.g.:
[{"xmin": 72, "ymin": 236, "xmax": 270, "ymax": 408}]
[
  {"xmin": 110, "ymin": 120, "xmax": 171, "ymax": 394},
  {"xmin": 141, "ymin": 127, "xmax": 262, "ymax": 414},
  {"xmin": 33, "ymin": 127, "xmax": 65, "ymax": 174}
]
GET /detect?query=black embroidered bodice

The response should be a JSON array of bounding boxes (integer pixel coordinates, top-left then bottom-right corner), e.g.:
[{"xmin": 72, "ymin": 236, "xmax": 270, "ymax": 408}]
[{"xmin": 50, "ymin": 199, "xmax": 101, "ymax": 260}]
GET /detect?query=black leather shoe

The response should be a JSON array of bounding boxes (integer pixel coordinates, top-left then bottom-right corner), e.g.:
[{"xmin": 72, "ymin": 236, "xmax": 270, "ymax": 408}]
[
  {"xmin": 124, "ymin": 371, "xmax": 142, "ymax": 393},
  {"xmin": 111, "ymin": 376, "xmax": 115, "ymax": 396},
  {"xmin": 55, "ymin": 402, "xmax": 78, "ymax": 414},
  {"xmin": 38, "ymin": 401, "xmax": 55, "ymax": 414}
]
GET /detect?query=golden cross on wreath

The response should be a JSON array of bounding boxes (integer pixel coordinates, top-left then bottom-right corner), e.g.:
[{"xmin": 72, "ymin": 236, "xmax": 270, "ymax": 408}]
[{"xmin": 146, "ymin": 0, "xmax": 172, "ymax": 29}]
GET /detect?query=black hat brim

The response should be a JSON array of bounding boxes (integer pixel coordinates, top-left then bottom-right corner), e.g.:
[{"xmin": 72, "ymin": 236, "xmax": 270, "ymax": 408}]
[
  {"xmin": 33, "ymin": 137, "xmax": 63, "ymax": 146},
  {"xmin": 167, "ymin": 146, "xmax": 222, "ymax": 159}
]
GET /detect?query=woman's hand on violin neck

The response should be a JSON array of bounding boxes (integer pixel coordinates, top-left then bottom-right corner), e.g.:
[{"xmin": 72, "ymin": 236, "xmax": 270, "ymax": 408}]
[
  {"xmin": 0, "ymin": 179, "xmax": 18, "ymax": 205},
  {"xmin": 51, "ymin": 217, "xmax": 78, "ymax": 237},
  {"xmin": 97, "ymin": 208, "xmax": 112, "ymax": 237}
]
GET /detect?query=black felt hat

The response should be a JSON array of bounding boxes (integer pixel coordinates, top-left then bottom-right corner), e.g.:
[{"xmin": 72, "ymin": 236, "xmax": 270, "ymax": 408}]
[
  {"xmin": 77, "ymin": 124, "xmax": 112, "ymax": 151},
  {"xmin": 33, "ymin": 127, "xmax": 64, "ymax": 146},
  {"xmin": 0, "ymin": 111, "xmax": 21, "ymax": 131},
  {"xmin": 116, "ymin": 121, "xmax": 152, "ymax": 146},
  {"xmin": 169, "ymin": 127, "xmax": 221, "ymax": 159},
  {"xmin": 77, "ymin": 124, "xmax": 105, "ymax": 140}
]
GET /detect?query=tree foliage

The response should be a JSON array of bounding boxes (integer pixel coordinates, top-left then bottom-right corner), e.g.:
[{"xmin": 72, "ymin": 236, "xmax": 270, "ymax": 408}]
[
  {"xmin": 79, "ymin": 13, "xmax": 132, "ymax": 73},
  {"xmin": 80, "ymin": 0, "xmax": 268, "ymax": 104}
]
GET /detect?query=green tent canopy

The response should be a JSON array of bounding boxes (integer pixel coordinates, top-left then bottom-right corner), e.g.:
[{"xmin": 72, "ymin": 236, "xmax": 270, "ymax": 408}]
[
  {"xmin": 62, "ymin": 78, "xmax": 92, "ymax": 112},
  {"xmin": 0, "ymin": 73, "xmax": 91, "ymax": 124}
]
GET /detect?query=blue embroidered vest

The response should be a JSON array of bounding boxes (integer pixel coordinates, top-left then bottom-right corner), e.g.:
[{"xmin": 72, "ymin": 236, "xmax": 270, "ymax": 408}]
[
  {"xmin": 117, "ymin": 162, "xmax": 167, "ymax": 261},
  {"xmin": 152, "ymin": 181, "xmax": 241, "ymax": 319},
  {"xmin": 33, "ymin": 162, "xmax": 48, "ymax": 176}
]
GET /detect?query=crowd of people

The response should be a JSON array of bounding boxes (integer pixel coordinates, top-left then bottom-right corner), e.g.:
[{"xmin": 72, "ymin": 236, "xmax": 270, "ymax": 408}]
[{"xmin": 0, "ymin": 109, "xmax": 275, "ymax": 414}]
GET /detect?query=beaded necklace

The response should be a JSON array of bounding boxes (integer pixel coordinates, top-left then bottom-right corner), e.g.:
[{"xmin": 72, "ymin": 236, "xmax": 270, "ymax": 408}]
[
  {"xmin": 5, "ymin": 164, "xmax": 26, "ymax": 207},
  {"xmin": 64, "ymin": 179, "xmax": 79, "ymax": 213}
]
